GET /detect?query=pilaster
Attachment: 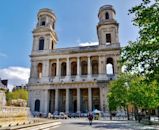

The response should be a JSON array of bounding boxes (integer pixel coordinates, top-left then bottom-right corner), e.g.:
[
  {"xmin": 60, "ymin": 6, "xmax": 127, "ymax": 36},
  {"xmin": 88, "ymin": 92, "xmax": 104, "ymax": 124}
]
[
  {"xmin": 77, "ymin": 88, "xmax": 80, "ymax": 113},
  {"xmin": 55, "ymin": 58, "xmax": 60, "ymax": 82},
  {"xmin": 65, "ymin": 89, "xmax": 69, "ymax": 113},
  {"xmin": 76, "ymin": 57, "xmax": 81, "ymax": 81},
  {"xmin": 88, "ymin": 87, "xmax": 92, "ymax": 112},
  {"xmin": 55, "ymin": 89, "xmax": 59, "ymax": 112},
  {"xmin": 66, "ymin": 57, "xmax": 70, "ymax": 81},
  {"xmin": 87, "ymin": 56, "xmax": 92, "ymax": 80}
]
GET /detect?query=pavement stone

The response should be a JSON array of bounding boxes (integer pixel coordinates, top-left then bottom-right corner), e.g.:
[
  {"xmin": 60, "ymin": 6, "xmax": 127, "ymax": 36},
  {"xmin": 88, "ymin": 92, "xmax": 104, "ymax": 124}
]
[{"xmin": 49, "ymin": 118, "xmax": 159, "ymax": 130}]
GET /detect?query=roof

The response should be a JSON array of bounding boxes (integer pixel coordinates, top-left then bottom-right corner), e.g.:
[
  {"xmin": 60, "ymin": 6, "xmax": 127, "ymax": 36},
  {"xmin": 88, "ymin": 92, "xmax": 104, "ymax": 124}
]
[{"xmin": 0, "ymin": 79, "xmax": 8, "ymax": 90}]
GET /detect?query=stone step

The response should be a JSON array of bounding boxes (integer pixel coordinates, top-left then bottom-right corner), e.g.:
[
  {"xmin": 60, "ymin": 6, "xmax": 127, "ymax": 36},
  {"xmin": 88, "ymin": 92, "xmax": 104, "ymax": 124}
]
[{"xmin": 0, "ymin": 119, "xmax": 61, "ymax": 130}]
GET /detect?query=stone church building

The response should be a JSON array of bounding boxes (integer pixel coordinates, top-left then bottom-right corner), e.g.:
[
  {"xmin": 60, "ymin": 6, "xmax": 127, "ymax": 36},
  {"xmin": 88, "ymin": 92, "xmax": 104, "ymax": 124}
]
[{"xmin": 28, "ymin": 5, "xmax": 120, "ymax": 114}]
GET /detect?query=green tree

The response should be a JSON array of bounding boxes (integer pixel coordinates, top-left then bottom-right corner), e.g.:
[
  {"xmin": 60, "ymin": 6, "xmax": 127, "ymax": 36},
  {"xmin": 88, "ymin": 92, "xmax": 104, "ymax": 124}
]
[
  {"xmin": 108, "ymin": 73, "xmax": 134, "ymax": 120},
  {"xmin": 108, "ymin": 74, "xmax": 159, "ymax": 122},
  {"xmin": 121, "ymin": 0, "xmax": 159, "ymax": 82},
  {"xmin": 6, "ymin": 89, "xmax": 28, "ymax": 105},
  {"xmin": 129, "ymin": 78, "xmax": 159, "ymax": 122}
]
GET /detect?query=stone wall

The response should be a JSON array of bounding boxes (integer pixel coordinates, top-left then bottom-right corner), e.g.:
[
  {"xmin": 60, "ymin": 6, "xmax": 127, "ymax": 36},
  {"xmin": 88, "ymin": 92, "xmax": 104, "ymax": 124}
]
[
  {"xmin": 0, "ymin": 90, "xmax": 6, "ymax": 107},
  {"xmin": 0, "ymin": 106, "xmax": 30, "ymax": 118}
]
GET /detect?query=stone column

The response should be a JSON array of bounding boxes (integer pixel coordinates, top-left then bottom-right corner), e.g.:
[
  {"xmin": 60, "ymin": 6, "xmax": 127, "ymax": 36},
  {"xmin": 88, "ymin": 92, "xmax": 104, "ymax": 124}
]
[
  {"xmin": 42, "ymin": 60, "xmax": 49, "ymax": 82},
  {"xmin": 30, "ymin": 61, "xmax": 36, "ymax": 79},
  {"xmin": 32, "ymin": 36, "xmax": 37, "ymax": 51},
  {"xmin": 98, "ymin": 56, "xmax": 105, "ymax": 79},
  {"xmin": 66, "ymin": 57, "xmax": 70, "ymax": 81},
  {"xmin": 88, "ymin": 87, "xmax": 92, "ymax": 112},
  {"xmin": 76, "ymin": 57, "xmax": 81, "ymax": 80},
  {"xmin": 113, "ymin": 57, "xmax": 118, "ymax": 74},
  {"xmin": 55, "ymin": 89, "xmax": 59, "ymax": 112},
  {"xmin": 65, "ymin": 89, "xmax": 69, "ymax": 113},
  {"xmin": 43, "ymin": 90, "xmax": 49, "ymax": 113},
  {"xmin": 77, "ymin": 88, "xmax": 80, "ymax": 113},
  {"xmin": 98, "ymin": 56, "xmax": 102, "ymax": 75},
  {"xmin": 56, "ymin": 58, "xmax": 60, "ymax": 76},
  {"xmin": 105, "ymin": 86, "xmax": 108, "ymax": 112},
  {"xmin": 100, "ymin": 87, "xmax": 104, "ymax": 112},
  {"xmin": 87, "ymin": 56, "xmax": 91, "ymax": 79},
  {"xmin": 55, "ymin": 58, "xmax": 60, "ymax": 81}
]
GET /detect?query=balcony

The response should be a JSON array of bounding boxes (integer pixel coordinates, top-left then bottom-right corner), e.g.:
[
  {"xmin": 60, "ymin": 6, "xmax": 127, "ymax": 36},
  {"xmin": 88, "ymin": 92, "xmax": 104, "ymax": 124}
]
[{"xmin": 29, "ymin": 74, "xmax": 117, "ymax": 85}]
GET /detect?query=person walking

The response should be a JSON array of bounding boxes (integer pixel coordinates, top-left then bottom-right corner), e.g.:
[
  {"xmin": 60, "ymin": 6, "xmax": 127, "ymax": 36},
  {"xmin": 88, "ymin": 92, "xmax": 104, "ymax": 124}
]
[{"xmin": 88, "ymin": 113, "xmax": 93, "ymax": 125}]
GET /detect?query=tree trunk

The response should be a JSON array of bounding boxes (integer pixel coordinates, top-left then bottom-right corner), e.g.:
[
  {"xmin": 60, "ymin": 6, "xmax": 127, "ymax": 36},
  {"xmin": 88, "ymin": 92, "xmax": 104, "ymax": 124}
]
[
  {"xmin": 134, "ymin": 106, "xmax": 138, "ymax": 121},
  {"xmin": 110, "ymin": 112, "xmax": 112, "ymax": 120},
  {"xmin": 147, "ymin": 109, "xmax": 151, "ymax": 124},
  {"xmin": 126, "ymin": 106, "xmax": 130, "ymax": 120},
  {"xmin": 157, "ymin": 107, "xmax": 159, "ymax": 121}
]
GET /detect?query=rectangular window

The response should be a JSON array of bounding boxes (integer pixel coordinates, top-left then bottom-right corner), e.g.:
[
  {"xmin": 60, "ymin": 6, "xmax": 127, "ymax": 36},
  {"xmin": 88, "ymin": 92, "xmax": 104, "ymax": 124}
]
[
  {"xmin": 39, "ymin": 39, "xmax": 44, "ymax": 50},
  {"xmin": 41, "ymin": 21, "xmax": 45, "ymax": 26},
  {"xmin": 106, "ymin": 34, "xmax": 111, "ymax": 43}
]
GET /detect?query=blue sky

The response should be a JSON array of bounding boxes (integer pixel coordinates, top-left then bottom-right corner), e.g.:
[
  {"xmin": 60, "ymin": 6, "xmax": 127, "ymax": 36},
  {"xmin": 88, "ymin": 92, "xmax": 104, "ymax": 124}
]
[
  {"xmin": 0, "ymin": 0, "xmax": 140, "ymax": 89},
  {"xmin": 0, "ymin": 0, "xmax": 140, "ymax": 68}
]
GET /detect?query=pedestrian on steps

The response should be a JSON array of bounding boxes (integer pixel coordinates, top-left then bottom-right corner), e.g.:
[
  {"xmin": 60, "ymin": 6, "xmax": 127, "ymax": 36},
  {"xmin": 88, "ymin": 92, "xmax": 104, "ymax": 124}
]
[{"xmin": 88, "ymin": 113, "xmax": 93, "ymax": 125}]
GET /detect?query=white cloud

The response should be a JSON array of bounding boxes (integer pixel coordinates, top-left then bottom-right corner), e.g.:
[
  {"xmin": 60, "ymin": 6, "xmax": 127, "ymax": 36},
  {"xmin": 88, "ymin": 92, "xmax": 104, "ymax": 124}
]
[
  {"xmin": 79, "ymin": 42, "xmax": 98, "ymax": 46},
  {"xmin": 0, "ymin": 52, "xmax": 7, "ymax": 58},
  {"xmin": 0, "ymin": 67, "xmax": 30, "ymax": 91}
]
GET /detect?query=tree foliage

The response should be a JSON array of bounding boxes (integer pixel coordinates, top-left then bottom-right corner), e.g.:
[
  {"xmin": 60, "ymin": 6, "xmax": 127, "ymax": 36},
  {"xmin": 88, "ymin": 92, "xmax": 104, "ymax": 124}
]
[
  {"xmin": 108, "ymin": 74, "xmax": 134, "ymax": 111},
  {"xmin": 129, "ymin": 77, "xmax": 159, "ymax": 110},
  {"xmin": 108, "ymin": 73, "xmax": 159, "ymax": 112},
  {"xmin": 121, "ymin": 0, "xmax": 159, "ymax": 82},
  {"xmin": 6, "ymin": 89, "xmax": 28, "ymax": 105}
]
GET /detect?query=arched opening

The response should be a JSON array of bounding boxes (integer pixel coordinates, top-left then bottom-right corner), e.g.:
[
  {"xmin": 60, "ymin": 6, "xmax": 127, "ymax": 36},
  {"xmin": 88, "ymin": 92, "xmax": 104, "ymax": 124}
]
[
  {"xmin": 92, "ymin": 60, "xmax": 98, "ymax": 75},
  {"xmin": 81, "ymin": 61, "xmax": 87, "ymax": 75},
  {"xmin": 71, "ymin": 62, "xmax": 77, "ymax": 76},
  {"xmin": 51, "ymin": 63, "xmax": 56, "ymax": 77},
  {"xmin": 34, "ymin": 99, "xmax": 40, "ymax": 112},
  {"xmin": 61, "ymin": 62, "xmax": 66, "ymax": 76},
  {"xmin": 106, "ymin": 34, "xmax": 111, "ymax": 43},
  {"xmin": 39, "ymin": 38, "xmax": 44, "ymax": 50},
  {"xmin": 105, "ymin": 12, "xmax": 109, "ymax": 19},
  {"xmin": 40, "ymin": 17, "xmax": 46, "ymax": 26},
  {"xmin": 51, "ymin": 40, "xmax": 54, "ymax": 50},
  {"xmin": 52, "ymin": 23, "xmax": 55, "ymax": 29},
  {"xmin": 37, "ymin": 63, "xmax": 43, "ymax": 79},
  {"xmin": 106, "ymin": 58, "xmax": 114, "ymax": 74}
]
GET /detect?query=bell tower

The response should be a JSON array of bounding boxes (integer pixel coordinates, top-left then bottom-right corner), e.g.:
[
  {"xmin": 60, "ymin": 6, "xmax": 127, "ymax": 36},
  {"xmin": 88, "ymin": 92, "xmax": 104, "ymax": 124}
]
[
  {"xmin": 32, "ymin": 8, "xmax": 58, "ymax": 52},
  {"xmin": 97, "ymin": 5, "xmax": 119, "ymax": 46}
]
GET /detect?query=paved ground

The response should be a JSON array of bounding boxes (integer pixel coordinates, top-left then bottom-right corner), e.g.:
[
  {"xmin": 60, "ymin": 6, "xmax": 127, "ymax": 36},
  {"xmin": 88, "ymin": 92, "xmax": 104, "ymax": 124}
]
[{"xmin": 50, "ymin": 118, "xmax": 159, "ymax": 130}]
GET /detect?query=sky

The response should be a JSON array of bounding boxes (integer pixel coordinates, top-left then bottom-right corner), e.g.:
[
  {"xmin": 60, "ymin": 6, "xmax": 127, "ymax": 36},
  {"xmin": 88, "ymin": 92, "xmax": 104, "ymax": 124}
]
[{"xmin": 0, "ymin": 0, "xmax": 140, "ymax": 90}]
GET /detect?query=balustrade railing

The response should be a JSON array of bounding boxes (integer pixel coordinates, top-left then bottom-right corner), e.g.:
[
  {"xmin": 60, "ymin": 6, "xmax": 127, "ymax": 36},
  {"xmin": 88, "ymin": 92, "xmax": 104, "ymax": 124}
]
[{"xmin": 0, "ymin": 106, "xmax": 30, "ymax": 118}]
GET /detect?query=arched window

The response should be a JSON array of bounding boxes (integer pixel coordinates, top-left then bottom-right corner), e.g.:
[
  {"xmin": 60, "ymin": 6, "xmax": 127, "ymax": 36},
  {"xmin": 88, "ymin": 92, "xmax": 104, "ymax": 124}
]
[
  {"xmin": 40, "ymin": 17, "xmax": 46, "ymax": 26},
  {"xmin": 34, "ymin": 99, "xmax": 40, "ymax": 112},
  {"xmin": 106, "ymin": 34, "xmax": 111, "ymax": 43},
  {"xmin": 52, "ymin": 23, "xmax": 55, "ymax": 29},
  {"xmin": 51, "ymin": 63, "xmax": 56, "ymax": 77},
  {"xmin": 71, "ymin": 62, "xmax": 77, "ymax": 76},
  {"xmin": 61, "ymin": 62, "xmax": 66, "ymax": 76},
  {"xmin": 37, "ymin": 63, "xmax": 43, "ymax": 79},
  {"xmin": 81, "ymin": 61, "xmax": 87, "ymax": 75},
  {"xmin": 106, "ymin": 58, "xmax": 114, "ymax": 74},
  {"xmin": 105, "ymin": 12, "xmax": 109, "ymax": 19},
  {"xmin": 92, "ymin": 60, "xmax": 98, "ymax": 75},
  {"xmin": 51, "ymin": 40, "xmax": 54, "ymax": 50},
  {"xmin": 39, "ymin": 38, "xmax": 44, "ymax": 50},
  {"xmin": 41, "ymin": 21, "xmax": 45, "ymax": 26}
]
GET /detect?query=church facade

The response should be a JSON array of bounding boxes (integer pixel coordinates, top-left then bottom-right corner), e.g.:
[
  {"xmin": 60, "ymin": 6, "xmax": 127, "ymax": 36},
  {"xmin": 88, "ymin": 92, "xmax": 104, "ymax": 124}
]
[{"xmin": 28, "ymin": 5, "xmax": 120, "ymax": 114}]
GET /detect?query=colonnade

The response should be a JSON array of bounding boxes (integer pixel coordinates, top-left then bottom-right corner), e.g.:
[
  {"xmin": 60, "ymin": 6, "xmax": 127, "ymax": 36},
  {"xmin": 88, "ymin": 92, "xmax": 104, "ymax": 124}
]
[
  {"xmin": 33, "ymin": 56, "xmax": 118, "ymax": 80},
  {"xmin": 51, "ymin": 87, "xmax": 104, "ymax": 113}
]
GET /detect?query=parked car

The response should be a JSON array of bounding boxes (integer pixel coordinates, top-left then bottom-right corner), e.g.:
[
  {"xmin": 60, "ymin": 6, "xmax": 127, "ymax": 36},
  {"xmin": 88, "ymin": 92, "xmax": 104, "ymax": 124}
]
[
  {"xmin": 53, "ymin": 112, "xmax": 60, "ymax": 119},
  {"xmin": 59, "ymin": 112, "xmax": 68, "ymax": 119},
  {"xmin": 53, "ymin": 114, "xmax": 59, "ymax": 119}
]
